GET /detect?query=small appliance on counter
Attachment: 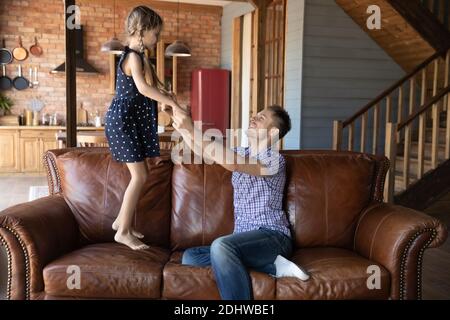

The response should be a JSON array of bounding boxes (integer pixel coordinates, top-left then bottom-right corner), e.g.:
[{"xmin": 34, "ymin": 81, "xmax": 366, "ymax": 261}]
[{"xmin": 77, "ymin": 102, "xmax": 89, "ymax": 126}]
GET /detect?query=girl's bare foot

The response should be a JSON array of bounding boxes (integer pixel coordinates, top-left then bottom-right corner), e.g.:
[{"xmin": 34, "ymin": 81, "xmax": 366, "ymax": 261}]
[
  {"xmin": 114, "ymin": 231, "xmax": 149, "ymax": 250},
  {"xmin": 112, "ymin": 220, "xmax": 144, "ymax": 239}
]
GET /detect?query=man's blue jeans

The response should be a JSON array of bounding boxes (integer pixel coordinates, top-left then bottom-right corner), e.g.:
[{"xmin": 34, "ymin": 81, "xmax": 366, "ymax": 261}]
[{"xmin": 181, "ymin": 228, "xmax": 293, "ymax": 300}]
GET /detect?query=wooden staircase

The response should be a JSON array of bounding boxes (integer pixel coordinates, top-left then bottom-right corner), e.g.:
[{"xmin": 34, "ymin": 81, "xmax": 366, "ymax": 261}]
[
  {"xmin": 333, "ymin": 0, "xmax": 450, "ymax": 203},
  {"xmin": 421, "ymin": 0, "xmax": 450, "ymax": 31},
  {"xmin": 336, "ymin": 0, "xmax": 450, "ymax": 72}
]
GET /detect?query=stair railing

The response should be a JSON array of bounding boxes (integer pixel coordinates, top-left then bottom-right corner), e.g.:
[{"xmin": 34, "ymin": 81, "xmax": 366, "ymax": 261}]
[
  {"xmin": 333, "ymin": 49, "xmax": 449, "ymax": 155},
  {"xmin": 421, "ymin": 0, "xmax": 450, "ymax": 31},
  {"xmin": 384, "ymin": 84, "xmax": 450, "ymax": 202}
]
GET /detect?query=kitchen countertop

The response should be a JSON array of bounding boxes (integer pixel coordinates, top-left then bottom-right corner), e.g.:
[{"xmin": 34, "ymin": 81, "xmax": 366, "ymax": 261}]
[{"xmin": 0, "ymin": 126, "xmax": 105, "ymax": 130}]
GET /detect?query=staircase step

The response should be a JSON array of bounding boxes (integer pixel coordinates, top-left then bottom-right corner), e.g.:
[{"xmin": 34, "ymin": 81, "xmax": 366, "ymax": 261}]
[
  {"xmin": 397, "ymin": 141, "xmax": 446, "ymax": 160},
  {"xmin": 394, "ymin": 174, "xmax": 418, "ymax": 194},
  {"xmin": 424, "ymin": 128, "xmax": 448, "ymax": 144},
  {"xmin": 395, "ymin": 156, "xmax": 434, "ymax": 174}
]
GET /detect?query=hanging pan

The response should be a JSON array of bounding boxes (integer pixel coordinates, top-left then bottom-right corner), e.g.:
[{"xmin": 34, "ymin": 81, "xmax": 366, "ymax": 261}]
[
  {"xmin": 13, "ymin": 65, "xmax": 29, "ymax": 90},
  {"xmin": 30, "ymin": 37, "xmax": 43, "ymax": 57},
  {"xmin": 12, "ymin": 36, "xmax": 28, "ymax": 61},
  {"xmin": 0, "ymin": 65, "xmax": 13, "ymax": 90},
  {"xmin": 0, "ymin": 39, "xmax": 13, "ymax": 64}
]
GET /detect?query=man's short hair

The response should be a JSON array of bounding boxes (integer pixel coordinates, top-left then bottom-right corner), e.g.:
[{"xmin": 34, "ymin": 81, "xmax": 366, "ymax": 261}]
[{"xmin": 267, "ymin": 105, "xmax": 291, "ymax": 139}]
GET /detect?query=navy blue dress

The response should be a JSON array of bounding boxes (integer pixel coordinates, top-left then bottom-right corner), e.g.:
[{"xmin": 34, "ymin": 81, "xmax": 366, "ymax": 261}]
[{"xmin": 105, "ymin": 47, "xmax": 160, "ymax": 163}]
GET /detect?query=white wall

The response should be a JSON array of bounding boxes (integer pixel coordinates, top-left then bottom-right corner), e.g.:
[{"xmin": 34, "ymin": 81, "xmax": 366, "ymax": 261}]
[
  {"xmin": 220, "ymin": 2, "xmax": 254, "ymax": 70},
  {"xmin": 283, "ymin": 0, "xmax": 305, "ymax": 149},
  {"xmin": 300, "ymin": 0, "xmax": 405, "ymax": 149},
  {"xmin": 221, "ymin": 0, "xmax": 405, "ymax": 150}
]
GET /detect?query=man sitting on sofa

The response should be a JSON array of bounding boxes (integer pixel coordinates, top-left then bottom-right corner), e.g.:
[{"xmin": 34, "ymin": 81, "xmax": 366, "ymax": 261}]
[{"xmin": 167, "ymin": 104, "xmax": 310, "ymax": 300}]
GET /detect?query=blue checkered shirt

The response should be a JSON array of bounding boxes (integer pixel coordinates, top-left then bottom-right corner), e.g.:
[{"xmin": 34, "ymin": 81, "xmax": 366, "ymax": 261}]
[{"xmin": 231, "ymin": 147, "xmax": 291, "ymax": 238}]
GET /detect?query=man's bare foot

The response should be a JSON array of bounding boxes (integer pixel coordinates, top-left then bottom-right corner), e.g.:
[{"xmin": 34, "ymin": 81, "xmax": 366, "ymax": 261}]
[
  {"xmin": 114, "ymin": 231, "xmax": 149, "ymax": 250},
  {"xmin": 112, "ymin": 220, "xmax": 144, "ymax": 239}
]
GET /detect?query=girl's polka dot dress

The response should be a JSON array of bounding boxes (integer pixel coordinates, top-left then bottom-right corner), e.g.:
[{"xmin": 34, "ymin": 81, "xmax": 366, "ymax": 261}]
[{"xmin": 105, "ymin": 46, "xmax": 160, "ymax": 163}]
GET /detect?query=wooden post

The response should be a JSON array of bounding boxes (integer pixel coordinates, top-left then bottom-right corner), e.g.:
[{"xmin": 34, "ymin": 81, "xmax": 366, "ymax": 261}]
[
  {"xmin": 109, "ymin": 54, "xmax": 116, "ymax": 94},
  {"xmin": 253, "ymin": 0, "xmax": 267, "ymax": 112},
  {"xmin": 360, "ymin": 112, "xmax": 367, "ymax": 153},
  {"xmin": 384, "ymin": 122, "xmax": 398, "ymax": 203},
  {"xmin": 332, "ymin": 120, "xmax": 343, "ymax": 151},
  {"xmin": 431, "ymin": 102, "xmax": 440, "ymax": 169},
  {"xmin": 372, "ymin": 103, "xmax": 380, "ymax": 154},
  {"xmin": 65, "ymin": 0, "xmax": 77, "ymax": 148},
  {"xmin": 446, "ymin": 93, "xmax": 450, "ymax": 159},
  {"xmin": 231, "ymin": 17, "xmax": 243, "ymax": 130},
  {"xmin": 348, "ymin": 122, "xmax": 354, "ymax": 151},
  {"xmin": 172, "ymin": 56, "xmax": 178, "ymax": 94}
]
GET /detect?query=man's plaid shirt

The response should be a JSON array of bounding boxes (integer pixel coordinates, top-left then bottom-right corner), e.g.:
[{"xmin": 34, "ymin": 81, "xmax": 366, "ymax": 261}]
[{"xmin": 232, "ymin": 146, "xmax": 291, "ymax": 238}]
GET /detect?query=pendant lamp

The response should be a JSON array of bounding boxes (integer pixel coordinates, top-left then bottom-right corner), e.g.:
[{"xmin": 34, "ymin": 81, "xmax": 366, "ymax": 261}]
[
  {"xmin": 101, "ymin": 0, "xmax": 124, "ymax": 54},
  {"xmin": 165, "ymin": 0, "xmax": 191, "ymax": 57}
]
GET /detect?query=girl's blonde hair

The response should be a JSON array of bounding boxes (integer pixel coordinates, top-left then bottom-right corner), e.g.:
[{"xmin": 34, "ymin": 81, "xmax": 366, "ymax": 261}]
[{"xmin": 126, "ymin": 6, "xmax": 168, "ymax": 93}]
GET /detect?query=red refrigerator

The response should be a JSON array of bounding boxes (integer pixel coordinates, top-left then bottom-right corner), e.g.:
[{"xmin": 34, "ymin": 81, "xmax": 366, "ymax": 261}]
[{"xmin": 191, "ymin": 68, "xmax": 231, "ymax": 135}]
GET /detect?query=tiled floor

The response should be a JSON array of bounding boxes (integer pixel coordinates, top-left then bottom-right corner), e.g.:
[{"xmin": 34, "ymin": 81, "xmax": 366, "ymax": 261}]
[{"xmin": 0, "ymin": 175, "xmax": 48, "ymax": 211}]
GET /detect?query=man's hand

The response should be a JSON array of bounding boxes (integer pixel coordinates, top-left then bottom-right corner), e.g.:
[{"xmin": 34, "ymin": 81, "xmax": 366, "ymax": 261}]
[{"xmin": 172, "ymin": 107, "xmax": 194, "ymax": 133}]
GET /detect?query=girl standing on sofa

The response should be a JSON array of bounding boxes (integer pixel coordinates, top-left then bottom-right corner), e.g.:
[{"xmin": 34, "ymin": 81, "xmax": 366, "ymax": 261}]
[{"xmin": 105, "ymin": 6, "xmax": 186, "ymax": 250}]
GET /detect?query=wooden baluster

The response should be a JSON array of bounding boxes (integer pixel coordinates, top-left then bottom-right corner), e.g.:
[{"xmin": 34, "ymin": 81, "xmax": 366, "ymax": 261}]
[
  {"xmin": 403, "ymin": 122, "xmax": 411, "ymax": 189},
  {"xmin": 431, "ymin": 60, "xmax": 440, "ymax": 168},
  {"xmin": 333, "ymin": 120, "xmax": 343, "ymax": 151},
  {"xmin": 444, "ymin": 49, "xmax": 449, "ymax": 112},
  {"xmin": 418, "ymin": 113, "xmax": 427, "ymax": 179},
  {"xmin": 402, "ymin": 78, "xmax": 415, "ymax": 189},
  {"xmin": 348, "ymin": 122, "xmax": 354, "ymax": 151},
  {"xmin": 397, "ymin": 86, "xmax": 404, "ymax": 142},
  {"xmin": 386, "ymin": 95, "xmax": 392, "ymax": 124},
  {"xmin": 444, "ymin": 50, "xmax": 449, "ymax": 159},
  {"xmin": 409, "ymin": 77, "xmax": 416, "ymax": 116},
  {"xmin": 361, "ymin": 112, "xmax": 367, "ymax": 153},
  {"xmin": 417, "ymin": 69, "xmax": 427, "ymax": 179},
  {"xmin": 446, "ymin": 94, "xmax": 450, "ymax": 159},
  {"xmin": 384, "ymin": 122, "xmax": 398, "ymax": 203},
  {"xmin": 373, "ymin": 103, "xmax": 380, "ymax": 154}
]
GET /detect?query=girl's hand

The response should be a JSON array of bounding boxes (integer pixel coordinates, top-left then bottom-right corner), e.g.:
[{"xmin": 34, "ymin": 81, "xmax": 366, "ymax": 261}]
[{"xmin": 161, "ymin": 104, "xmax": 173, "ymax": 117}]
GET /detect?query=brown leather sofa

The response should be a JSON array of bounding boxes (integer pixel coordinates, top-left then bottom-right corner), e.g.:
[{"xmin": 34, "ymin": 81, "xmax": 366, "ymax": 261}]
[{"xmin": 0, "ymin": 148, "xmax": 447, "ymax": 300}]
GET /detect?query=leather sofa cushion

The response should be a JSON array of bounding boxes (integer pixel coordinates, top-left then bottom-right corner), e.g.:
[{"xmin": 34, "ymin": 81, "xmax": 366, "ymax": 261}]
[
  {"xmin": 55, "ymin": 149, "xmax": 173, "ymax": 246},
  {"xmin": 284, "ymin": 151, "xmax": 378, "ymax": 249},
  {"xmin": 276, "ymin": 247, "xmax": 390, "ymax": 299},
  {"xmin": 170, "ymin": 151, "xmax": 383, "ymax": 251},
  {"xmin": 43, "ymin": 243, "xmax": 170, "ymax": 299},
  {"xmin": 162, "ymin": 251, "xmax": 276, "ymax": 300},
  {"xmin": 170, "ymin": 164, "xmax": 234, "ymax": 250}
]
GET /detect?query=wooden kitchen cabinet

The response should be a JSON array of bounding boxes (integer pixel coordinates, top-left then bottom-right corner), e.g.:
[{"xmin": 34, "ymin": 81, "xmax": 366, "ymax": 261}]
[
  {"xmin": 0, "ymin": 126, "xmax": 105, "ymax": 174},
  {"xmin": 0, "ymin": 130, "xmax": 20, "ymax": 173},
  {"xmin": 20, "ymin": 130, "xmax": 57, "ymax": 173},
  {"xmin": 20, "ymin": 137, "xmax": 41, "ymax": 173}
]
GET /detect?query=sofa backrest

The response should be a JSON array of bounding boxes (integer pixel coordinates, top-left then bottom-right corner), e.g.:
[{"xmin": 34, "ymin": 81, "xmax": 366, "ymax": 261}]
[
  {"xmin": 170, "ymin": 150, "xmax": 388, "ymax": 250},
  {"xmin": 46, "ymin": 149, "xmax": 388, "ymax": 251},
  {"xmin": 45, "ymin": 148, "xmax": 173, "ymax": 247}
]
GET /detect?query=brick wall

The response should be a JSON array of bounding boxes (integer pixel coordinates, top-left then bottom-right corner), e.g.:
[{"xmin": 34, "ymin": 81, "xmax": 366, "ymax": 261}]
[{"xmin": 0, "ymin": 0, "xmax": 222, "ymax": 121}]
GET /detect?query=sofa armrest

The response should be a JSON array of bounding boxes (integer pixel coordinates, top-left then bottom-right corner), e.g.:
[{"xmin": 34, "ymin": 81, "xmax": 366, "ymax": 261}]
[
  {"xmin": 354, "ymin": 202, "xmax": 447, "ymax": 300},
  {"xmin": 0, "ymin": 195, "xmax": 79, "ymax": 300}
]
